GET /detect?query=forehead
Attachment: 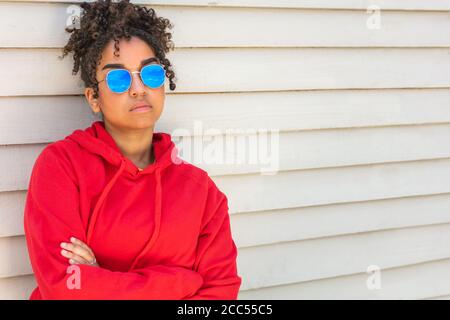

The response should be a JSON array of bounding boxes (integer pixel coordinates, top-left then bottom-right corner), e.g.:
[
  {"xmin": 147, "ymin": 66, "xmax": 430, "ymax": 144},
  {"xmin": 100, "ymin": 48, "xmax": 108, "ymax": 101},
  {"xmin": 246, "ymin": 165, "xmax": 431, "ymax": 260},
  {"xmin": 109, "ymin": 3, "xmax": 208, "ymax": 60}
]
[{"xmin": 99, "ymin": 37, "xmax": 156, "ymax": 69}]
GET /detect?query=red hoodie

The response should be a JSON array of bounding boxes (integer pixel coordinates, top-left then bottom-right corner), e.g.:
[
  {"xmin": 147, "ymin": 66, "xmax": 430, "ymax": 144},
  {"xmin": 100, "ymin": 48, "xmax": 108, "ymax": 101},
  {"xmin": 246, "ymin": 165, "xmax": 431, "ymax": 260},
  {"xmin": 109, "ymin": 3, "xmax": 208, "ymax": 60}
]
[{"xmin": 23, "ymin": 120, "xmax": 242, "ymax": 300}]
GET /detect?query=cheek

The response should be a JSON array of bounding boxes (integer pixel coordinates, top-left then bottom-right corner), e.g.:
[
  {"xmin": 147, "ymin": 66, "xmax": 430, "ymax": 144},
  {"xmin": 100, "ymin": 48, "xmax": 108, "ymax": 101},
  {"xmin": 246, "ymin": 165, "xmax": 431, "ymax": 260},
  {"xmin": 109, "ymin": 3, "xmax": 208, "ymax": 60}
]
[
  {"xmin": 99, "ymin": 91, "xmax": 129, "ymax": 116},
  {"xmin": 150, "ymin": 91, "xmax": 165, "ymax": 120},
  {"xmin": 151, "ymin": 88, "xmax": 165, "ymax": 108}
]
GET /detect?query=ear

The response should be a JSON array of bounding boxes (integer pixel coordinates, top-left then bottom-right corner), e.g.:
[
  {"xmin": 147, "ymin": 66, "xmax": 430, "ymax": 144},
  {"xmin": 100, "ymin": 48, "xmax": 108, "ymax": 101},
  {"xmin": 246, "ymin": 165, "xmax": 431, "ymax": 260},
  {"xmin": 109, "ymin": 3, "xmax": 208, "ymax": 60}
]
[{"xmin": 84, "ymin": 87, "xmax": 102, "ymax": 114}]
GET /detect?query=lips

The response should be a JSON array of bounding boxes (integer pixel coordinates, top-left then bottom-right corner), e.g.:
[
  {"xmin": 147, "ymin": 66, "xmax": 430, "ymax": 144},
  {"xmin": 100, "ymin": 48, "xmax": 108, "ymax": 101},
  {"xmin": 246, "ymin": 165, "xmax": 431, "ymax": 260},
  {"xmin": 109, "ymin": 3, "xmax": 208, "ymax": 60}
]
[{"xmin": 130, "ymin": 104, "xmax": 152, "ymax": 111}]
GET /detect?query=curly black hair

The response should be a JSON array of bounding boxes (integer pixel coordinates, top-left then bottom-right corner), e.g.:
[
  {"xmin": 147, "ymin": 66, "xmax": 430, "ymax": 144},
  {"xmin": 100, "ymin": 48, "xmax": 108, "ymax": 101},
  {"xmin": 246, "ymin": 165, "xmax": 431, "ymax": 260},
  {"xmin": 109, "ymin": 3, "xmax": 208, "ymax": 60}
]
[{"xmin": 59, "ymin": 0, "xmax": 177, "ymax": 100}]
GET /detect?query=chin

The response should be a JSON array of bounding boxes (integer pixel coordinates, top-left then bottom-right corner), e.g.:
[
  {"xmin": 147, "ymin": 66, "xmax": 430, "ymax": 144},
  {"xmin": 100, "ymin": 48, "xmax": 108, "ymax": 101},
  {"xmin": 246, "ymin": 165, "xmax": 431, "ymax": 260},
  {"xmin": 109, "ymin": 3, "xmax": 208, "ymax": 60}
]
[{"xmin": 128, "ymin": 117, "xmax": 156, "ymax": 130}]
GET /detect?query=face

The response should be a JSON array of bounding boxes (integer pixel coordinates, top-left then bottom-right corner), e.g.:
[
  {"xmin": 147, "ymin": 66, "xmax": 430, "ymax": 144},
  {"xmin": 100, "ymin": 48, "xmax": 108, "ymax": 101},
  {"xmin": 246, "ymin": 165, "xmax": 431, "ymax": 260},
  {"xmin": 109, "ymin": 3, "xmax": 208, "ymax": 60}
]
[{"xmin": 85, "ymin": 36, "xmax": 165, "ymax": 131}]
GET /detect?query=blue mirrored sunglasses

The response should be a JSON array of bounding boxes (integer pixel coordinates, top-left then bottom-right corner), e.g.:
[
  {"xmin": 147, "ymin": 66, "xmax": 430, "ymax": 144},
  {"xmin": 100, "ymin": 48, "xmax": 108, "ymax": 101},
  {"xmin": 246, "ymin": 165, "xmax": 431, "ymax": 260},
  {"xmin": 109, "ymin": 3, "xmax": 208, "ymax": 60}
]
[{"xmin": 98, "ymin": 64, "xmax": 166, "ymax": 93}]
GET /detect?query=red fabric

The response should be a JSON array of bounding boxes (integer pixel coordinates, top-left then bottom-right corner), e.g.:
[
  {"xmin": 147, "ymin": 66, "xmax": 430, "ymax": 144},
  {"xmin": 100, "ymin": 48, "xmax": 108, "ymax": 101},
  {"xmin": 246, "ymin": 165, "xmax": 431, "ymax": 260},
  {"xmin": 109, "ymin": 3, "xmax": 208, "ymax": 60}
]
[{"xmin": 23, "ymin": 120, "xmax": 241, "ymax": 300}]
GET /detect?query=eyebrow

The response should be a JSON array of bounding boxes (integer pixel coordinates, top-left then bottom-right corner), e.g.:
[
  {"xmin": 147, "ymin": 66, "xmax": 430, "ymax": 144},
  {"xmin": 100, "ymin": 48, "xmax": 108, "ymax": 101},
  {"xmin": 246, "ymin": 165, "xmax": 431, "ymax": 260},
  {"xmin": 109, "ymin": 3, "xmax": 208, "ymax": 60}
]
[{"xmin": 101, "ymin": 57, "xmax": 160, "ymax": 70}]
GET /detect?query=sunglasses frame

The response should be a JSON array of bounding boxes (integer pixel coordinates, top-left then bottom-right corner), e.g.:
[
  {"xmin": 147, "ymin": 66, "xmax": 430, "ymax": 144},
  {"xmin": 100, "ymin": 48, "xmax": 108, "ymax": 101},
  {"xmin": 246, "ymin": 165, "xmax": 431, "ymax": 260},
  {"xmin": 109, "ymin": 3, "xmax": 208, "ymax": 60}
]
[{"xmin": 97, "ymin": 63, "xmax": 166, "ymax": 93}]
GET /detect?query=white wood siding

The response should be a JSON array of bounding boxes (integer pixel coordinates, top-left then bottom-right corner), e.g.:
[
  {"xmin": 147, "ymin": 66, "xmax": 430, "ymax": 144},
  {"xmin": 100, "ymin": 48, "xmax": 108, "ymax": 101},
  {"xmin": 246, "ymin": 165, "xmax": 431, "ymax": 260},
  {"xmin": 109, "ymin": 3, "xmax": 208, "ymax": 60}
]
[{"xmin": 0, "ymin": 0, "xmax": 449, "ymax": 299}]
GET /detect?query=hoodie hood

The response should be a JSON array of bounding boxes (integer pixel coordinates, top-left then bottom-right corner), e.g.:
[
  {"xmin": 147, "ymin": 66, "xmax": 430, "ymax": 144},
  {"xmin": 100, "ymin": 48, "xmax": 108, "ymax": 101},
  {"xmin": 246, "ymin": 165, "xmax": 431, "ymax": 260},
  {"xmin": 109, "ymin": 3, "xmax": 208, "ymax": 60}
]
[{"xmin": 65, "ymin": 120, "xmax": 179, "ymax": 270}]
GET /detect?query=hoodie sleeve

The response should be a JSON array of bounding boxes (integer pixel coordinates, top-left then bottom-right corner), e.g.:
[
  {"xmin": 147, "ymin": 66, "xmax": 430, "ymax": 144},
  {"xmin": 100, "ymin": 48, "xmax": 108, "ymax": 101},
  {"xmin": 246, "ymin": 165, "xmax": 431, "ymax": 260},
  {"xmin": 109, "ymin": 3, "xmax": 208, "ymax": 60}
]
[
  {"xmin": 185, "ymin": 178, "xmax": 242, "ymax": 300},
  {"xmin": 23, "ymin": 145, "xmax": 203, "ymax": 300}
]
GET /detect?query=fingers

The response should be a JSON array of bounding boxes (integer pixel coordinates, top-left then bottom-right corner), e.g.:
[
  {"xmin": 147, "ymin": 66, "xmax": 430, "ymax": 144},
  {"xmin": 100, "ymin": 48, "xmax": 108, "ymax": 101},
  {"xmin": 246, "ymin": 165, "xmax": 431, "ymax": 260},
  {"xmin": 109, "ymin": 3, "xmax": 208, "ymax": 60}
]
[
  {"xmin": 60, "ymin": 237, "xmax": 96, "ymax": 264},
  {"xmin": 70, "ymin": 237, "xmax": 94, "ymax": 256},
  {"xmin": 60, "ymin": 249, "xmax": 91, "ymax": 265}
]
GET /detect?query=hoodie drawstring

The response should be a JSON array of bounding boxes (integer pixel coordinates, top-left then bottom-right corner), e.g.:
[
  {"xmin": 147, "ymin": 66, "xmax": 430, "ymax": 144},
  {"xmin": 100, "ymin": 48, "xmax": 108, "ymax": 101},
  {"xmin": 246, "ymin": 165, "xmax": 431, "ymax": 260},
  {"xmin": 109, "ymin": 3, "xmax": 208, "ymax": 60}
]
[
  {"xmin": 85, "ymin": 157, "xmax": 163, "ymax": 271},
  {"xmin": 86, "ymin": 158, "xmax": 127, "ymax": 245},
  {"xmin": 128, "ymin": 166, "xmax": 162, "ymax": 271}
]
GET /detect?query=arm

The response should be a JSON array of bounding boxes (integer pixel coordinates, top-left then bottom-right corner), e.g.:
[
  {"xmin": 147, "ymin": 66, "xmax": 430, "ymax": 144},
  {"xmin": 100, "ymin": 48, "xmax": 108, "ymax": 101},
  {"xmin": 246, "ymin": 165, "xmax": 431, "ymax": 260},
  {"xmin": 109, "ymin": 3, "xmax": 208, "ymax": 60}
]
[
  {"xmin": 185, "ymin": 178, "xmax": 242, "ymax": 300},
  {"xmin": 24, "ymin": 145, "xmax": 203, "ymax": 300}
]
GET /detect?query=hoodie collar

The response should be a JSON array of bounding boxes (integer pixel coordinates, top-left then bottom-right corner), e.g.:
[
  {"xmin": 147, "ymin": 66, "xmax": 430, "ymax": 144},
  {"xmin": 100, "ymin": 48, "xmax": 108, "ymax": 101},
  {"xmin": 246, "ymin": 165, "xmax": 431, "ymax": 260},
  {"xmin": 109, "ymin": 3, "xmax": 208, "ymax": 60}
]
[{"xmin": 67, "ymin": 120, "xmax": 176, "ymax": 176}]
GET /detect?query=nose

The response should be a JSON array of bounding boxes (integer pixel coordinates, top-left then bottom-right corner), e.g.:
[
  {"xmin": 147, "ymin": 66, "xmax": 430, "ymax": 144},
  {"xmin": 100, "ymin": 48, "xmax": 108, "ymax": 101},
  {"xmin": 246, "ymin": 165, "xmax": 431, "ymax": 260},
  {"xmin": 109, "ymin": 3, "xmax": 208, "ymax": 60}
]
[{"xmin": 128, "ymin": 71, "xmax": 147, "ymax": 97}]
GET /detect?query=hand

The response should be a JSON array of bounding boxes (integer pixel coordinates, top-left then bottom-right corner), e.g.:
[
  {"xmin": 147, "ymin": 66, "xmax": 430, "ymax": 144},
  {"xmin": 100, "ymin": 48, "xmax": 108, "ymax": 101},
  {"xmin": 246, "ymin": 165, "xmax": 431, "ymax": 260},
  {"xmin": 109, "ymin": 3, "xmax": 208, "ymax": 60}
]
[{"xmin": 60, "ymin": 237, "xmax": 99, "ymax": 267}]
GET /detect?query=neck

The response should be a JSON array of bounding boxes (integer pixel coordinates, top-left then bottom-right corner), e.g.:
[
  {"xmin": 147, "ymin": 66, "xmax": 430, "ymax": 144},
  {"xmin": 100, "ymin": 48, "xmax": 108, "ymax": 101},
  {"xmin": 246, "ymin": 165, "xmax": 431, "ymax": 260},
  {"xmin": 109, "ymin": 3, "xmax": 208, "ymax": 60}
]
[{"xmin": 104, "ymin": 121, "xmax": 155, "ymax": 168}]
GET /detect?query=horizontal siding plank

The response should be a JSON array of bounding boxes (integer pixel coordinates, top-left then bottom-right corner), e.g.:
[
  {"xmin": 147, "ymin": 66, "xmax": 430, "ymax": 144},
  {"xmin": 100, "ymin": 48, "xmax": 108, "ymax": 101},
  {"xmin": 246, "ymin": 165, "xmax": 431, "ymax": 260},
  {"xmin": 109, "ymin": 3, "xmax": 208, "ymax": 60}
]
[
  {"xmin": 0, "ymin": 191, "xmax": 25, "ymax": 238},
  {"xmin": 0, "ymin": 96, "xmax": 97, "ymax": 145},
  {"xmin": 5, "ymin": 0, "xmax": 450, "ymax": 11},
  {"xmin": 2, "ymin": 3, "xmax": 450, "ymax": 48},
  {"xmin": 2, "ymin": 124, "xmax": 450, "ymax": 191},
  {"xmin": 190, "ymin": 123, "xmax": 450, "ymax": 176},
  {"xmin": 238, "ymin": 258, "xmax": 450, "ymax": 299},
  {"xmin": 0, "ymin": 144, "xmax": 42, "ymax": 193},
  {"xmin": 0, "ymin": 236, "xmax": 31, "ymax": 278},
  {"xmin": 166, "ymin": 9, "xmax": 450, "ymax": 47},
  {"xmin": 2, "ymin": 89, "xmax": 450, "ymax": 144},
  {"xmin": 232, "ymin": 193, "xmax": 450, "ymax": 248},
  {"xmin": 1, "ymin": 48, "xmax": 450, "ymax": 96},
  {"xmin": 237, "ymin": 223, "xmax": 450, "ymax": 291},
  {"xmin": 0, "ymin": 274, "xmax": 35, "ymax": 300},
  {"xmin": 214, "ymin": 158, "xmax": 450, "ymax": 213}
]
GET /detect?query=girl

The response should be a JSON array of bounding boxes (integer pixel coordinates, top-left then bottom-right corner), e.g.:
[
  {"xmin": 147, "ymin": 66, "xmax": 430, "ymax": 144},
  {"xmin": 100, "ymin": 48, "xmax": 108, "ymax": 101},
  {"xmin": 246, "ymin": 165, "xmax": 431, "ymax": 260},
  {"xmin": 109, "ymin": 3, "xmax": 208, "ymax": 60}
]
[{"xmin": 23, "ymin": 0, "xmax": 241, "ymax": 300}]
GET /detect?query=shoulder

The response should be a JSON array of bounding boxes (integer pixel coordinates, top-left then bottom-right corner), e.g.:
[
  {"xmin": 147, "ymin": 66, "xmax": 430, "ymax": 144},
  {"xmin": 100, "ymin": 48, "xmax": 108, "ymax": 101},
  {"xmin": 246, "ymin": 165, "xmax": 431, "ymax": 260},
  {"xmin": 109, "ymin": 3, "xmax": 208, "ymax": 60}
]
[
  {"xmin": 170, "ymin": 159, "xmax": 208, "ymax": 187},
  {"xmin": 170, "ymin": 159, "xmax": 225, "ymax": 198},
  {"xmin": 31, "ymin": 138, "xmax": 81, "ymax": 183},
  {"xmin": 36, "ymin": 136, "xmax": 82, "ymax": 165}
]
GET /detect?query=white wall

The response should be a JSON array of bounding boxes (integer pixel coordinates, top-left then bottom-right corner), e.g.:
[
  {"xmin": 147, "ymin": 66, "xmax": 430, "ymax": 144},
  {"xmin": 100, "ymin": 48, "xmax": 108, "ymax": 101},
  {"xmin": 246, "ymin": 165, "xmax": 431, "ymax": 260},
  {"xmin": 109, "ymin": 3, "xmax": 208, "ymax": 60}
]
[{"xmin": 0, "ymin": 0, "xmax": 450, "ymax": 299}]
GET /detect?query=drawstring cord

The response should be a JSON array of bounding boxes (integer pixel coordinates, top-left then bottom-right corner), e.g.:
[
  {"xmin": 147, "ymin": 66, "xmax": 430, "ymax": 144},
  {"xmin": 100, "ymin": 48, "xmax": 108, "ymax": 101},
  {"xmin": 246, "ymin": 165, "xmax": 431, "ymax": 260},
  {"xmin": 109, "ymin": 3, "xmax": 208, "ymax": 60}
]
[
  {"xmin": 86, "ymin": 158, "xmax": 127, "ymax": 245},
  {"xmin": 85, "ymin": 159, "xmax": 163, "ymax": 271},
  {"xmin": 128, "ymin": 166, "xmax": 162, "ymax": 271}
]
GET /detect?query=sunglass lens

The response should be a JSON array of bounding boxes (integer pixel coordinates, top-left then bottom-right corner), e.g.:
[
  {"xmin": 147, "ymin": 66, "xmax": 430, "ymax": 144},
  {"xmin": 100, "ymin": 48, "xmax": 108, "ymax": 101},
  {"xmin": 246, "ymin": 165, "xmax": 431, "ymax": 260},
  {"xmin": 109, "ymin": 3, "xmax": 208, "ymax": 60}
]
[
  {"xmin": 106, "ymin": 69, "xmax": 131, "ymax": 93},
  {"xmin": 141, "ymin": 64, "xmax": 165, "ymax": 89}
]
